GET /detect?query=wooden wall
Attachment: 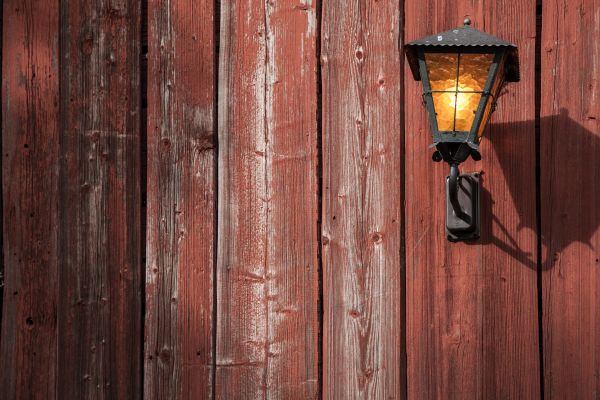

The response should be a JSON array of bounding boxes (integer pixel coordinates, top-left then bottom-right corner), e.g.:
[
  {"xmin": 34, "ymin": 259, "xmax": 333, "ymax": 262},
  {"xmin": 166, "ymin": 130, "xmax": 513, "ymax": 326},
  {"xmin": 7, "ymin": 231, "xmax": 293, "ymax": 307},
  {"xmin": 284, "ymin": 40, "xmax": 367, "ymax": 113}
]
[
  {"xmin": 405, "ymin": 1, "xmax": 540, "ymax": 398},
  {"xmin": 2, "ymin": 0, "xmax": 600, "ymax": 399},
  {"xmin": 541, "ymin": 0, "xmax": 600, "ymax": 397}
]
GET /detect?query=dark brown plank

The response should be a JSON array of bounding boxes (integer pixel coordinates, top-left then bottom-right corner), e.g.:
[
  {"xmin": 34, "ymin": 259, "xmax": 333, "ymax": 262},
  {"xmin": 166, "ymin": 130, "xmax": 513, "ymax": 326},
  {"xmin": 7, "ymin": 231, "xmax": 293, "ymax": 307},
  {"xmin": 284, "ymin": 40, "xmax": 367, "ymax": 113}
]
[
  {"xmin": 216, "ymin": 0, "xmax": 320, "ymax": 398},
  {"xmin": 541, "ymin": 0, "xmax": 600, "ymax": 397},
  {"xmin": 144, "ymin": 0, "xmax": 215, "ymax": 398},
  {"xmin": 0, "ymin": 0, "xmax": 4, "ymax": 349},
  {"xmin": 57, "ymin": 1, "xmax": 142, "ymax": 398},
  {"xmin": 0, "ymin": 1, "xmax": 60, "ymax": 398},
  {"xmin": 321, "ymin": 1, "xmax": 404, "ymax": 397},
  {"xmin": 405, "ymin": 2, "xmax": 540, "ymax": 398}
]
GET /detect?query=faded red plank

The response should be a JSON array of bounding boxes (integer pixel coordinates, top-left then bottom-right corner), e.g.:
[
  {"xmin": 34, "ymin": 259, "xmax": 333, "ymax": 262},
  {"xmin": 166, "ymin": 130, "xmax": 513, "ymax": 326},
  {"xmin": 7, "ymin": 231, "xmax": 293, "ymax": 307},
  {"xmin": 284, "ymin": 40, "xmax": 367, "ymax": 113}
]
[
  {"xmin": 321, "ymin": 1, "xmax": 404, "ymax": 398},
  {"xmin": 144, "ymin": 0, "xmax": 215, "ymax": 398},
  {"xmin": 541, "ymin": 0, "xmax": 600, "ymax": 397},
  {"xmin": 0, "ymin": 0, "xmax": 4, "ymax": 347},
  {"xmin": 216, "ymin": 0, "xmax": 320, "ymax": 398},
  {"xmin": 57, "ymin": 1, "xmax": 142, "ymax": 398},
  {"xmin": 0, "ymin": 1, "xmax": 60, "ymax": 398},
  {"xmin": 405, "ymin": 2, "xmax": 540, "ymax": 399}
]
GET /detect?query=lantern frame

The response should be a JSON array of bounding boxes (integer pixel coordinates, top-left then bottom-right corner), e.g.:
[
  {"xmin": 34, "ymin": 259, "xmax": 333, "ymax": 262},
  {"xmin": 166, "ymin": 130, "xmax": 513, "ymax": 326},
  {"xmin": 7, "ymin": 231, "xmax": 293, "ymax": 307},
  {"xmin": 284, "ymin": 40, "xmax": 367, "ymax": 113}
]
[
  {"xmin": 419, "ymin": 48, "xmax": 504, "ymax": 144},
  {"xmin": 405, "ymin": 20, "xmax": 520, "ymax": 241},
  {"xmin": 405, "ymin": 20, "xmax": 520, "ymax": 164}
]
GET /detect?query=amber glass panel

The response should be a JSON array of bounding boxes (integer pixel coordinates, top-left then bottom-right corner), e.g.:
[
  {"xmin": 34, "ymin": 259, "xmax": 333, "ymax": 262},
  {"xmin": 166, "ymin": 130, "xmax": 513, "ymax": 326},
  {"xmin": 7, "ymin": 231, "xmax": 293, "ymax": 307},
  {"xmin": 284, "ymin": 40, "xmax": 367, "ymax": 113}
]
[
  {"xmin": 477, "ymin": 55, "xmax": 505, "ymax": 137},
  {"xmin": 458, "ymin": 53, "xmax": 494, "ymax": 91},
  {"xmin": 425, "ymin": 52, "xmax": 494, "ymax": 132},
  {"xmin": 432, "ymin": 91, "xmax": 482, "ymax": 131},
  {"xmin": 477, "ymin": 97, "xmax": 494, "ymax": 138},
  {"xmin": 432, "ymin": 92, "xmax": 456, "ymax": 131},
  {"xmin": 455, "ymin": 93, "xmax": 482, "ymax": 131},
  {"xmin": 426, "ymin": 53, "xmax": 459, "ymax": 131},
  {"xmin": 426, "ymin": 53, "xmax": 458, "ymax": 91}
]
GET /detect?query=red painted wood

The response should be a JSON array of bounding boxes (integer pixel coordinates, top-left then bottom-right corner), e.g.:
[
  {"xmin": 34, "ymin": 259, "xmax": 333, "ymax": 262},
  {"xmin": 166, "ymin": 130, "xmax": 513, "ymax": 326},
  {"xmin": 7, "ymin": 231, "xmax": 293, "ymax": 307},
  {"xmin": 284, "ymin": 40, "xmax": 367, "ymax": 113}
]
[
  {"xmin": 541, "ymin": 0, "xmax": 600, "ymax": 397},
  {"xmin": 144, "ymin": 0, "xmax": 215, "ymax": 398},
  {"xmin": 57, "ymin": 1, "xmax": 142, "ymax": 398},
  {"xmin": 0, "ymin": 1, "xmax": 60, "ymax": 398},
  {"xmin": 216, "ymin": 0, "xmax": 319, "ymax": 398},
  {"xmin": 3, "ymin": 2, "xmax": 586, "ymax": 398},
  {"xmin": 0, "ymin": 0, "xmax": 4, "ymax": 348},
  {"xmin": 405, "ymin": 2, "xmax": 540, "ymax": 398},
  {"xmin": 321, "ymin": 1, "xmax": 404, "ymax": 398}
]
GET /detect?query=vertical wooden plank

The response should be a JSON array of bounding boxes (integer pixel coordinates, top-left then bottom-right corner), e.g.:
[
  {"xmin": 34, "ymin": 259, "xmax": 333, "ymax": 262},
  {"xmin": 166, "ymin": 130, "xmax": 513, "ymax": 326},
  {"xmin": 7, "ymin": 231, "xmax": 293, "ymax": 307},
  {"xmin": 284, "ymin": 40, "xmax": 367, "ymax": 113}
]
[
  {"xmin": 0, "ymin": 1, "xmax": 60, "ymax": 398},
  {"xmin": 405, "ymin": 1, "xmax": 540, "ymax": 399},
  {"xmin": 57, "ymin": 0, "xmax": 141, "ymax": 398},
  {"xmin": 144, "ymin": 0, "xmax": 215, "ymax": 398},
  {"xmin": 216, "ymin": 0, "xmax": 319, "ymax": 398},
  {"xmin": 0, "ymin": 0, "xmax": 4, "ymax": 346},
  {"xmin": 321, "ymin": 1, "xmax": 404, "ymax": 398},
  {"xmin": 541, "ymin": 0, "xmax": 600, "ymax": 397}
]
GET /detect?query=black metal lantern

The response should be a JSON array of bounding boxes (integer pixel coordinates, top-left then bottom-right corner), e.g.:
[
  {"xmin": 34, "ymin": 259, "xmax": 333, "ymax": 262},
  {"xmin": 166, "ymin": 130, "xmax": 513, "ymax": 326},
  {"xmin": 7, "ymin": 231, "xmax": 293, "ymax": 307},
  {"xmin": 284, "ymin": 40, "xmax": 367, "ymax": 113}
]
[{"xmin": 405, "ymin": 19, "xmax": 520, "ymax": 241}]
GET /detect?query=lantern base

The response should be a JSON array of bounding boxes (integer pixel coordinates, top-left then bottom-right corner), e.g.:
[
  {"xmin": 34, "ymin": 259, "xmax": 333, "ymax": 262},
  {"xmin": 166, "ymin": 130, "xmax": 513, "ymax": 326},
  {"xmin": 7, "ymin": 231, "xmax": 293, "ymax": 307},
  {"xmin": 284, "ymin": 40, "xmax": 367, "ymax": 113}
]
[{"xmin": 445, "ymin": 172, "xmax": 480, "ymax": 241}]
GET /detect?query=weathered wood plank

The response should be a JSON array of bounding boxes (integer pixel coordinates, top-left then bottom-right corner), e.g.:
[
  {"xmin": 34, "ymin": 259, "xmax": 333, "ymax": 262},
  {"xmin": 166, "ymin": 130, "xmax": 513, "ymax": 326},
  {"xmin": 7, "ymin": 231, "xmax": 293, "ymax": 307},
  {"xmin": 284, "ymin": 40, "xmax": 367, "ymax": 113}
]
[
  {"xmin": 321, "ymin": 1, "xmax": 404, "ymax": 398},
  {"xmin": 405, "ymin": 2, "xmax": 540, "ymax": 398},
  {"xmin": 216, "ymin": 0, "xmax": 320, "ymax": 398},
  {"xmin": 0, "ymin": 0, "xmax": 4, "ymax": 351},
  {"xmin": 57, "ymin": 0, "xmax": 142, "ymax": 398},
  {"xmin": 541, "ymin": 0, "xmax": 600, "ymax": 397},
  {"xmin": 144, "ymin": 0, "xmax": 215, "ymax": 398},
  {"xmin": 0, "ymin": 1, "xmax": 60, "ymax": 398}
]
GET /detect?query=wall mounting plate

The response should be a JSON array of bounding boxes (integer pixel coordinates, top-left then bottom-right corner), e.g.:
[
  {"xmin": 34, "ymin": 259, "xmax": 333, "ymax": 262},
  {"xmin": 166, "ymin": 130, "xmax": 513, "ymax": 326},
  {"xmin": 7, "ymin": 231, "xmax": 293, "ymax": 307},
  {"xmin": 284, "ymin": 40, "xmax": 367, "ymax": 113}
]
[{"xmin": 445, "ymin": 173, "xmax": 480, "ymax": 241}]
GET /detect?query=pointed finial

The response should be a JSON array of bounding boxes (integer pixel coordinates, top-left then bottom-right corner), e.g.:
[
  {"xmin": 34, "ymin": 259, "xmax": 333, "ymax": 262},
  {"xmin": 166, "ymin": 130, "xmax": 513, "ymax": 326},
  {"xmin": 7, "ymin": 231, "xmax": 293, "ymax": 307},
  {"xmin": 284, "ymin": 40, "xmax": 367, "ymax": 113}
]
[{"xmin": 464, "ymin": 18, "xmax": 472, "ymax": 26}]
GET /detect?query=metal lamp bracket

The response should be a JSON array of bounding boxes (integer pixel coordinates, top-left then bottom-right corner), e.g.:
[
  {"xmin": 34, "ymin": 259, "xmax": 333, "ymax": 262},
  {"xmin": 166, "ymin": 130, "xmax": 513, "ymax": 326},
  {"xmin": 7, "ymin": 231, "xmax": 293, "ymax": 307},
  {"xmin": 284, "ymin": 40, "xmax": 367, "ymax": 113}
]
[{"xmin": 445, "ymin": 164, "xmax": 480, "ymax": 241}]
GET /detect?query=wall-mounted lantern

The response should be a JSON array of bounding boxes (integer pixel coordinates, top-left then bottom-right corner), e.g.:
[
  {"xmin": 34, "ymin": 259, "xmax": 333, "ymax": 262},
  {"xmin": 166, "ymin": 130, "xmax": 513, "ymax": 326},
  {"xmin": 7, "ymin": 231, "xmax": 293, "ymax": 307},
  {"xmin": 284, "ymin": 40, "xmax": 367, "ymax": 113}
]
[{"xmin": 405, "ymin": 19, "xmax": 520, "ymax": 241}]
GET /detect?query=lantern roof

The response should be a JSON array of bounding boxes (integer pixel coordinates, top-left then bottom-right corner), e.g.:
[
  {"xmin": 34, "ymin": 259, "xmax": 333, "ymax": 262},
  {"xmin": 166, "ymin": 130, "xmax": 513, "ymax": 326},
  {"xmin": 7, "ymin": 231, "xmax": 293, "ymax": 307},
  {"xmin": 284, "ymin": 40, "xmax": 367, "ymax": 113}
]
[{"xmin": 405, "ymin": 20, "xmax": 520, "ymax": 83}]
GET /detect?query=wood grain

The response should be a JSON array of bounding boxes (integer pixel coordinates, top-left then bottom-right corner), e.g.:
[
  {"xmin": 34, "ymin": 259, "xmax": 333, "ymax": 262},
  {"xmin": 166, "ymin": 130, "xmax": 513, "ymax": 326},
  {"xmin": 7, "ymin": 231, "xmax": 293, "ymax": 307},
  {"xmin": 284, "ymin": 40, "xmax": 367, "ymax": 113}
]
[
  {"xmin": 321, "ymin": 1, "xmax": 404, "ymax": 398},
  {"xmin": 216, "ymin": 0, "xmax": 320, "ymax": 398},
  {"xmin": 0, "ymin": 0, "xmax": 4, "ymax": 351},
  {"xmin": 0, "ymin": 1, "xmax": 60, "ymax": 398},
  {"xmin": 144, "ymin": 0, "xmax": 216, "ymax": 398},
  {"xmin": 57, "ymin": 0, "xmax": 142, "ymax": 398},
  {"xmin": 541, "ymin": 0, "xmax": 600, "ymax": 397},
  {"xmin": 404, "ymin": 1, "xmax": 540, "ymax": 398}
]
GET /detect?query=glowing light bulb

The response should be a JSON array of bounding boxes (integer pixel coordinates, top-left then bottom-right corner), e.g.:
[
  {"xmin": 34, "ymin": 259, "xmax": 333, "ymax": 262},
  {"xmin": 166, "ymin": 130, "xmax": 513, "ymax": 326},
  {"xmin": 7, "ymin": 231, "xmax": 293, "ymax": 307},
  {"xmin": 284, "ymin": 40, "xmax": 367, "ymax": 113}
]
[
  {"xmin": 444, "ymin": 85, "xmax": 475, "ymax": 111},
  {"xmin": 431, "ymin": 84, "xmax": 479, "ymax": 131},
  {"xmin": 456, "ymin": 88, "xmax": 474, "ymax": 111}
]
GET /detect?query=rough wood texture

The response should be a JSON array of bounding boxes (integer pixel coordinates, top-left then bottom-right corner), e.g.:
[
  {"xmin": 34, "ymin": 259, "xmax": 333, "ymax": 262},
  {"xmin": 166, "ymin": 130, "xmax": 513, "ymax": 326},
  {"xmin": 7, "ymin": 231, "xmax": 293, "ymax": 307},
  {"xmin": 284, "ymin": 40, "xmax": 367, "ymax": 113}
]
[
  {"xmin": 1, "ymin": 1, "xmax": 60, "ymax": 398},
  {"xmin": 144, "ymin": 0, "xmax": 215, "ymax": 398},
  {"xmin": 57, "ymin": 1, "xmax": 141, "ymax": 398},
  {"xmin": 541, "ymin": 0, "xmax": 600, "ymax": 397},
  {"xmin": 0, "ymin": 0, "xmax": 4, "ymax": 348},
  {"xmin": 9, "ymin": 2, "xmax": 600, "ymax": 398},
  {"xmin": 405, "ymin": 2, "xmax": 540, "ymax": 398},
  {"xmin": 321, "ymin": 1, "xmax": 404, "ymax": 398},
  {"xmin": 216, "ymin": 0, "xmax": 320, "ymax": 398}
]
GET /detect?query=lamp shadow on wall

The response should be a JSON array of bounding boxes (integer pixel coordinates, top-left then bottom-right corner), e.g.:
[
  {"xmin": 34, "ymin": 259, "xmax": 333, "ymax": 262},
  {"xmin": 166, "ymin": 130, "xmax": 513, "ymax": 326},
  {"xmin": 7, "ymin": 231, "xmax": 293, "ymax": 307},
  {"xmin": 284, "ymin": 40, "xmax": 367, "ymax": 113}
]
[{"xmin": 478, "ymin": 108, "xmax": 598, "ymax": 271}]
